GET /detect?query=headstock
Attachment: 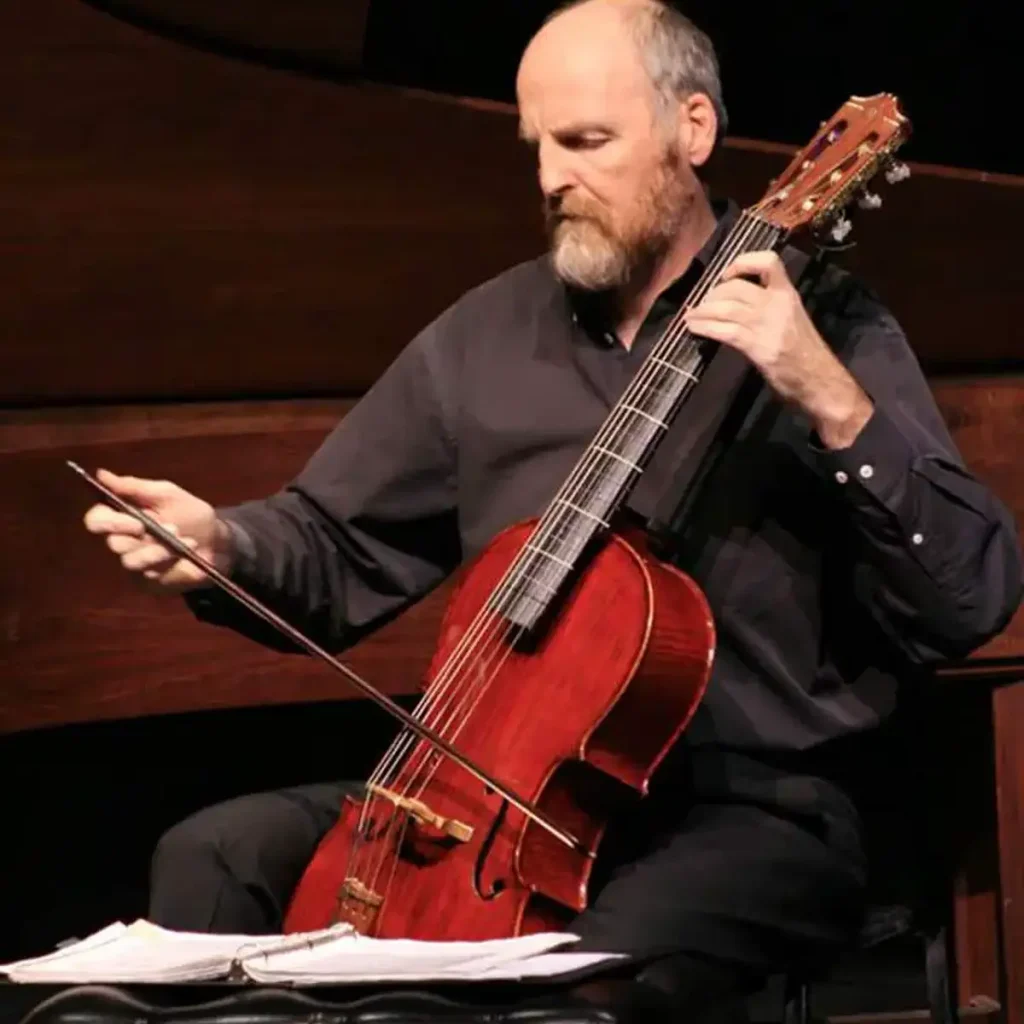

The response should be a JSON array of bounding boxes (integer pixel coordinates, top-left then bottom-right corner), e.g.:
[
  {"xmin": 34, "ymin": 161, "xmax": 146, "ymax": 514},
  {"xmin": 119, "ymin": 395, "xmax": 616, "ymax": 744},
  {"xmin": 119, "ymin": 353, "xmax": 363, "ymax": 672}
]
[{"xmin": 751, "ymin": 94, "xmax": 911, "ymax": 244}]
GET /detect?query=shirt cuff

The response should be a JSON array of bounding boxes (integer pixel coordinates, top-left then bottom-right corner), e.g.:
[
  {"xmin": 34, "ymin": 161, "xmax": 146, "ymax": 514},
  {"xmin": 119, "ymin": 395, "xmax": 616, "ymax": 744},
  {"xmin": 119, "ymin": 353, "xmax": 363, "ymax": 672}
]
[
  {"xmin": 810, "ymin": 403, "xmax": 916, "ymax": 515},
  {"xmin": 181, "ymin": 514, "xmax": 256, "ymax": 619},
  {"xmin": 222, "ymin": 516, "xmax": 258, "ymax": 568}
]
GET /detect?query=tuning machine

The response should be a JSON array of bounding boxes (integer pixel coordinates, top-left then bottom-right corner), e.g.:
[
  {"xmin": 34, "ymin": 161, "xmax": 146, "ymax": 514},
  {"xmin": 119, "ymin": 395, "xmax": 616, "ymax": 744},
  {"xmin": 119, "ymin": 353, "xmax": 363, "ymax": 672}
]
[
  {"xmin": 857, "ymin": 190, "xmax": 883, "ymax": 211},
  {"xmin": 884, "ymin": 159, "xmax": 911, "ymax": 184},
  {"xmin": 826, "ymin": 212, "xmax": 854, "ymax": 244}
]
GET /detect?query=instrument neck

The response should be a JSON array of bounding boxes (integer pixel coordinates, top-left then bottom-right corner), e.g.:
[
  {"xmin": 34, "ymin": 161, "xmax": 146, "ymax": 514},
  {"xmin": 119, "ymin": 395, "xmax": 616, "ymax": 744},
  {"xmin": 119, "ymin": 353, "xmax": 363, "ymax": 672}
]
[{"xmin": 499, "ymin": 209, "xmax": 784, "ymax": 629}]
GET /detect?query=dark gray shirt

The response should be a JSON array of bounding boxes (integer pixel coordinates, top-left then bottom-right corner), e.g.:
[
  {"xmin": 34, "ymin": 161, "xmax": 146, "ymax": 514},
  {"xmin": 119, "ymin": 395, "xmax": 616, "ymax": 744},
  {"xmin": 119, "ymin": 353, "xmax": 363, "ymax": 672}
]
[{"xmin": 187, "ymin": 203, "xmax": 1022, "ymax": 771}]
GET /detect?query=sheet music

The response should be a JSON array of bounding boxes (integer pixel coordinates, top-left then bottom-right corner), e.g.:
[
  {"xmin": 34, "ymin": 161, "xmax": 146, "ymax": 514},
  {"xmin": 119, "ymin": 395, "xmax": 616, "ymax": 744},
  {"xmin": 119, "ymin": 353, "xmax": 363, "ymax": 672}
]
[
  {"xmin": 245, "ymin": 948, "xmax": 624, "ymax": 984},
  {"xmin": 469, "ymin": 951, "xmax": 627, "ymax": 980},
  {"xmin": 0, "ymin": 921, "xmax": 624, "ymax": 984},
  {"xmin": 0, "ymin": 921, "xmax": 351, "ymax": 983},
  {"xmin": 241, "ymin": 930, "xmax": 607, "ymax": 983}
]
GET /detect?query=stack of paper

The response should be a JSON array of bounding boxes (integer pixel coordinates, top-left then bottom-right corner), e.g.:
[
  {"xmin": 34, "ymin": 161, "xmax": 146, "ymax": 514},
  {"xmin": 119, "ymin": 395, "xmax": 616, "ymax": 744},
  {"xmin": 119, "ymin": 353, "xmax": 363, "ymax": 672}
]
[
  {"xmin": 0, "ymin": 921, "xmax": 352, "ymax": 983},
  {"xmin": 0, "ymin": 921, "xmax": 624, "ymax": 985},
  {"xmin": 242, "ymin": 931, "xmax": 617, "ymax": 984}
]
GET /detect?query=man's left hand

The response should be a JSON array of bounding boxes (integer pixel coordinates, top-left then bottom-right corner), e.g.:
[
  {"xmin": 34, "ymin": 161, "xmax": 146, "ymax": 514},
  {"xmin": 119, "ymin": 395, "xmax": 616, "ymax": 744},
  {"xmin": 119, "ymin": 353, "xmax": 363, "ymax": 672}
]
[{"xmin": 682, "ymin": 251, "xmax": 873, "ymax": 450}]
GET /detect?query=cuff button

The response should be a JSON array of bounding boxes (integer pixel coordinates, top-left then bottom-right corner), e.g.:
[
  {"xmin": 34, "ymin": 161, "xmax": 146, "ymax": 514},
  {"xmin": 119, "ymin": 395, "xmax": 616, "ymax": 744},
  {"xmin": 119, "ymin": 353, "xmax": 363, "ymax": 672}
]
[
  {"xmin": 834, "ymin": 470, "xmax": 849, "ymax": 484},
  {"xmin": 858, "ymin": 464, "xmax": 875, "ymax": 480}
]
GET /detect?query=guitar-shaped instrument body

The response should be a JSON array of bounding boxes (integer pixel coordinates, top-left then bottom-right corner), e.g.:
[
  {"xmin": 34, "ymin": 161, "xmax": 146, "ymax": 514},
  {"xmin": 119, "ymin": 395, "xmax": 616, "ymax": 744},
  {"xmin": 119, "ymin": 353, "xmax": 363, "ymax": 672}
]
[{"xmin": 283, "ymin": 94, "xmax": 912, "ymax": 939}]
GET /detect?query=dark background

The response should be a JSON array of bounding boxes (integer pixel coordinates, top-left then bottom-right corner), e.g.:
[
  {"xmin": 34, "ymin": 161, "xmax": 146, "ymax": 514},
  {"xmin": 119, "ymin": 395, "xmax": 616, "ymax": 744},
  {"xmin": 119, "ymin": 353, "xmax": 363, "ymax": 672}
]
[{"xmin": 361, "ymin": 1, "xmax": 1017, "ymax": 175}]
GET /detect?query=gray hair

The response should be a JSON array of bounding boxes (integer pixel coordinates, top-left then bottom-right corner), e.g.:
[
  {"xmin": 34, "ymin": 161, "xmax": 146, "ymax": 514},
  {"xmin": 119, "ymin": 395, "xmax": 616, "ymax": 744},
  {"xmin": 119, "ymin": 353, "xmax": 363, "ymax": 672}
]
[{"xmin": 547, "ymin": 1, "xmax": 729, "ymax": 145}]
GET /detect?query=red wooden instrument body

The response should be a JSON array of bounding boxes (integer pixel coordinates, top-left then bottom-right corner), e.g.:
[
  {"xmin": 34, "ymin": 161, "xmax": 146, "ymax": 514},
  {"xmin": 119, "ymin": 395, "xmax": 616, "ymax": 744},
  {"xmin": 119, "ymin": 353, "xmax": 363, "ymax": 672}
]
[{"xmin": 283, "ymin": 519, "xmax": 715, "ymax": 938}]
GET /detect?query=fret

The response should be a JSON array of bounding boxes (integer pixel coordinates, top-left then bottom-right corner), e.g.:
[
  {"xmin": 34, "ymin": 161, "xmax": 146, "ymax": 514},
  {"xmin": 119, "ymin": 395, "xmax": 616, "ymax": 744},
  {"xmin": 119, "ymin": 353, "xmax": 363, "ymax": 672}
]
[
  {"xmin": 554, "ymin": 498, "xmax": 611, "ymax": 528},
  {"xmin": 649, "ymin": 356, "xmax": 698, "ymax": 380},
  {"xmin": 619, "ymin": 403, "xmax": 669, "ymax": 429},
  {"xmin": 592, "ymin": 445, "xmax": 642, "ymax": 471},
  {"xmin": 524, "ymin": 542, "xmax": 575, "ymax": 570}
]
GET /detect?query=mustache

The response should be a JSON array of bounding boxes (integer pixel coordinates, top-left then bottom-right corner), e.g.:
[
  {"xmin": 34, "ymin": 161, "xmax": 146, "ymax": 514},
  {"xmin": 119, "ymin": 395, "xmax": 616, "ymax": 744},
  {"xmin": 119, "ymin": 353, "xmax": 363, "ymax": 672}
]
[{"xmin": 543, "ymin": 198, "xmax": 606, "ymax": 229}]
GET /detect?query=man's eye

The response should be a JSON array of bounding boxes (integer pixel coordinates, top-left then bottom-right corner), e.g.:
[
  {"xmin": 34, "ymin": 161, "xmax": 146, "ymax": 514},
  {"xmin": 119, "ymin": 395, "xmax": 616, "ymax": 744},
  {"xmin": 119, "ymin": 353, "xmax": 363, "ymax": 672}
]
[{"xmin": 564, "ymin": 135, "xmax": 608, "ymax": 150}]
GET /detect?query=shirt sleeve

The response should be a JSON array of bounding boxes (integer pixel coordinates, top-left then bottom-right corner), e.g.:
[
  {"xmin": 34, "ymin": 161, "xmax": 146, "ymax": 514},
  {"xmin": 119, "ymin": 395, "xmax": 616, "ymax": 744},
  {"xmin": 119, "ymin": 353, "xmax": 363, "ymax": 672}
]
[
  {"xmin": 809, "ymin": 279, "xmax": 1023, "ymax": 663},
  {"xmin": 184, "ymin": 315, "xmax": 462, "ymax": 653}
]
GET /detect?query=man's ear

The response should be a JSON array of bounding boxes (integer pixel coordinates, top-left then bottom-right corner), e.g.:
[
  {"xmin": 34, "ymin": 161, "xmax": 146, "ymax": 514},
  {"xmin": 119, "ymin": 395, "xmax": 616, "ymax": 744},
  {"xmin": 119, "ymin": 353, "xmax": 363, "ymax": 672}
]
[{"xmin": 679, "ymin": 92, "xmax": 718, "ymax": 169}]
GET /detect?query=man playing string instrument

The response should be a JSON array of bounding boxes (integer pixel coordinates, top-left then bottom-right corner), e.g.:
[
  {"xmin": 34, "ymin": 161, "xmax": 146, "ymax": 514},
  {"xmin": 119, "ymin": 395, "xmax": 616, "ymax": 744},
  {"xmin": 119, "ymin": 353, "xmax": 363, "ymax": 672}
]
[{"xmin": 83, "ymin": 0, "xmax": 1022, "ymax": 1017}]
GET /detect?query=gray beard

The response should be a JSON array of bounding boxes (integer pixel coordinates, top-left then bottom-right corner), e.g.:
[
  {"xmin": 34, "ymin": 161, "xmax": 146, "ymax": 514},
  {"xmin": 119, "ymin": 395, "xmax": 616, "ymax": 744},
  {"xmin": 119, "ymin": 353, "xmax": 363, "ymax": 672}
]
[{"xmin": 549, "ymin": 223, "xmax": 631, "ymax": 291}]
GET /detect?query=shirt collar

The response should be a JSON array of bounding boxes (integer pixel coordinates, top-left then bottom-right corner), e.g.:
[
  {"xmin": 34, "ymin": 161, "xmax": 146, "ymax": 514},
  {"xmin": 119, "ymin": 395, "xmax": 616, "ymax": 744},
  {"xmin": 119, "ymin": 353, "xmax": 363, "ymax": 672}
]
[{"xmin": 567, "ymin": 196, "xmax": 741, "ymax": 349}]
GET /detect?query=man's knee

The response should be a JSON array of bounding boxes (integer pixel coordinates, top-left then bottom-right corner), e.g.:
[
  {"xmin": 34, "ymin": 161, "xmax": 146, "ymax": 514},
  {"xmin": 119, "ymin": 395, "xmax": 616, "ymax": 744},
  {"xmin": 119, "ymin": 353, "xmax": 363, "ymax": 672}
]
[
  {"xmin": 149, "ymin": 801, "xmax": 261, "ymax": 932},
  {"xmin": 150, "ymin": 809, "xmax": 221, "ymax": 888},
  {"xmin": 148, "ymin": 802, "xmax": 248, "ymax": 932},
  {"xmin": 149, "ymin": 784, "xmax": 350, "ymax": 932}
]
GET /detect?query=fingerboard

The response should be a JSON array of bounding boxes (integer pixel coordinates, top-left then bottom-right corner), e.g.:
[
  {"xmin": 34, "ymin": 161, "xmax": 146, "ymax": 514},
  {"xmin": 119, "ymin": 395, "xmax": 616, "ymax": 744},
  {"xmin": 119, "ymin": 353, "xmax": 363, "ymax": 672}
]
[{"xmin": 493, "ymin": 210, "xmax": 783, "ymax": 632}]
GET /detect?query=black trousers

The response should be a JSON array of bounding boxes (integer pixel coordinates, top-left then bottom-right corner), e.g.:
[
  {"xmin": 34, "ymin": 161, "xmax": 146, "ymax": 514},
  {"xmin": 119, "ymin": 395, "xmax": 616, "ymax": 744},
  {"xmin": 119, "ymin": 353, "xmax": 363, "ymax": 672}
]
[{"xmin": 149, "ymin": 764, "xmax": 866, "ymax": 1019}]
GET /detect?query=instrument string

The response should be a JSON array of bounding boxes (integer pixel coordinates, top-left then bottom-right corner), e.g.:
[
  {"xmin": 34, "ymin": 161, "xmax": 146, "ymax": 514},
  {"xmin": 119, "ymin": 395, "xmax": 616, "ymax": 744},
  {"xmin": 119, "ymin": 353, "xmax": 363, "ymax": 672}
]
[
  {"xmin": 348, "ymin": 220, "xmax": 782, "ymax": 898},
  {"xmin": 343, "ymin": 214, "xmax": 781, "ymax": 895},
  {"xmin": 347, "ymin": 216, "xmax": 778, "ymax": 897},
  {"xmin": 346, "ymin": 214, "xmax": 778, "ymax": 893},
  {"xmin": 398, "ymin": 217, "xmax": 781, "ymax": 790},
  {"xmin": 391, "ymin": 214, "xmax": 779, "ymax": 776}
]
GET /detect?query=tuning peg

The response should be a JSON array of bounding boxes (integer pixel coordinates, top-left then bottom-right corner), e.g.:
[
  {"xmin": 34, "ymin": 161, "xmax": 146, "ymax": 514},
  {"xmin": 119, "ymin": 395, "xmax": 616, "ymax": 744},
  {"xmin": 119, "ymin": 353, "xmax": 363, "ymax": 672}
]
[
  {"xmin": 828, "ymin": 213, "xmax": 853, "ymax": 243},
  {"xmin": 884, "ymin": 160, "xmax": 911, "ymax": 184},
  {"xmin": 857, "ymin": 190, "xmax": 883, "ymax": 210}
]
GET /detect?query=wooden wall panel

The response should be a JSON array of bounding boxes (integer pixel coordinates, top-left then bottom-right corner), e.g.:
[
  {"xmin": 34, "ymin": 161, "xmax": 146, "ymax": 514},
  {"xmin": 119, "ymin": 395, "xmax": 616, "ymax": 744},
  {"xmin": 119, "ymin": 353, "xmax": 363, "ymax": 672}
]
[
  {"xmin": 85, "ymin": 0, "xmax": 371, "ymax": 72},
  {"xmin": 931, "ymin": 376, "xmax": 1024, "ymax": 661},
  {"xmin": 0, "ymin": 402, "xmax": 446, "ymax": 735},
  {"xmin": 2, "ymin": 374, "xmax": 1018, "ymax": 735},
  {"xmin": 1, "ymin": 0, "xmax": 1021, "ymax": 411},
  {"xmin": 0, "ymin": 0, "xmax": 541, "ymax": 407}
]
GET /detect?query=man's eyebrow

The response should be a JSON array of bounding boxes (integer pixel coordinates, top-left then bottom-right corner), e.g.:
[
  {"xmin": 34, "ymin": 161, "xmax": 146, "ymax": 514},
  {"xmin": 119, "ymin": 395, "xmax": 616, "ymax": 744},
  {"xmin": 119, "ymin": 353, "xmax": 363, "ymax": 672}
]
[{"xmin": 519, "ymin": 121, "xmax": 614, "ymax": 141}]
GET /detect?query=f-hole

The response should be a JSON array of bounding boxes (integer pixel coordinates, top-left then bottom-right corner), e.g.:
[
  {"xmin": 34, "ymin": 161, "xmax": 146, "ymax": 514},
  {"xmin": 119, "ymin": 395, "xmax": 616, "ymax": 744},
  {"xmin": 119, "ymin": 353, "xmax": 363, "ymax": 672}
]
[{"xmin": 472, "ymin": 798, "xmax": 509, "ymax": 900}]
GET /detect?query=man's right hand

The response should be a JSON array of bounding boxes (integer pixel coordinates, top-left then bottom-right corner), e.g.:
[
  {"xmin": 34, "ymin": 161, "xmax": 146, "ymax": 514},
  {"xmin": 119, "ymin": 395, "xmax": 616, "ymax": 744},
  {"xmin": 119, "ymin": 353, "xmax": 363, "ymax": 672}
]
[{"xmin": 82, "ymin": 469, "xmax": 234, "ymax": 592}]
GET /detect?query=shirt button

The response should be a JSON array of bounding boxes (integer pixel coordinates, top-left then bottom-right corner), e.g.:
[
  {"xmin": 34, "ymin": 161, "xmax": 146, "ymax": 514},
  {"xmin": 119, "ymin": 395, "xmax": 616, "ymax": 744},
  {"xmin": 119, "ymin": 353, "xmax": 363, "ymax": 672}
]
[
  {"xmin": 911, "ymin": 533, "xmax": 924, "ymax": 545},
  {"xmin": 858, "ymin": 464, "xmax": 874, "ymax": 480},
  {"xmin": 834, "ymin": 470, "xmax": 849, "ymax": 484}
]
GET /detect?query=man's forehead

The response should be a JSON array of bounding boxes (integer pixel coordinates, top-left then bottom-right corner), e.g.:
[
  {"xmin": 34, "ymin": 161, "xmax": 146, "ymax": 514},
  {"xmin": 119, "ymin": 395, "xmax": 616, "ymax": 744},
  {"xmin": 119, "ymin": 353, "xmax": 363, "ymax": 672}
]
[
  {"xmin": 516, "ymin": 33, "xmax": 652, "ymax": 137},
  {"xmin": 519, "ymin": 76, "xmax": 617, "ymax": 134}
]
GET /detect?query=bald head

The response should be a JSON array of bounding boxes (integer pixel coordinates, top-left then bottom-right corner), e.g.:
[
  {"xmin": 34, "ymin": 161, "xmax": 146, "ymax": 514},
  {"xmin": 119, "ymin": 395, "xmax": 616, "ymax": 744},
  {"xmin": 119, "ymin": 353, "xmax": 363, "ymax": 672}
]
[
  {"xmin": 523, "ymin": 1, "xmax": 653, "ymax": 70},
  {"xmin": 519, "ymin": 1, "xmax": 660, "ymax": 144},
  {"xmin": 516, "ymin": 1, "xmax": 722, "ymax": 292},
  {"xmin": 519, "ymin": 1, "xmax": 726, "ymax": 146}
]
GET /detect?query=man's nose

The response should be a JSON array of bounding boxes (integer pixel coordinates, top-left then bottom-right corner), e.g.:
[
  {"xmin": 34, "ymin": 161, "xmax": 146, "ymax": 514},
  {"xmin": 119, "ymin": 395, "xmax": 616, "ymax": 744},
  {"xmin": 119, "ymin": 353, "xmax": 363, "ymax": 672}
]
[{"xmin": 538, "ymin": 138, "xmax": 574, "ymax": 199}]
